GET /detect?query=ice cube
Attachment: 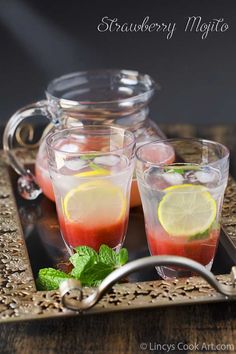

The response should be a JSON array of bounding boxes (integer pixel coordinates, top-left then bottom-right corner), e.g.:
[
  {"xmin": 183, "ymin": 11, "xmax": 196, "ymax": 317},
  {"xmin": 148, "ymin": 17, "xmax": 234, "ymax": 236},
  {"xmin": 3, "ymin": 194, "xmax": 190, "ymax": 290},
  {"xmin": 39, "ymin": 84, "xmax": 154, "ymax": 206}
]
[
  {"xmin": 145, "ymin": 168, "xmax": 169, "ymax": 190},
  {"xmin": 65, "ymin": 158, "xmax": 87, "ymax": 171},
  {"xmin": 60, "ymin": 143, "xmax": 79, "ymax": 153},
  {"xmin": 93, "ymin": 155, "xmax": 120, "ymax": 167},
  {"xmin": 55, "ymin": 153, "xmax": 65, "ymax": 170},
  {"xmin": 195, "ymin": 171, "xmax": 217, "ymax": 184},
  {"xmin": 163, "ymin": 172, "xmax": 184, "ymax": 185}
]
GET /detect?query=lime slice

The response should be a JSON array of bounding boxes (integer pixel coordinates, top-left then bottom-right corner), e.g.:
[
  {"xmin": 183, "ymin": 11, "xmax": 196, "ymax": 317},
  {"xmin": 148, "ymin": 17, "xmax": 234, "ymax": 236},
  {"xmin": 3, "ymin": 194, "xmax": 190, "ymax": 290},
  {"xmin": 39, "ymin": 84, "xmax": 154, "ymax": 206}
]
[
  {"xmin": 63, "ymin": 180, "xmax": 126, "ymax": 225},
  {"xmin": 158, "ymin": 184, "xmax": 217, "ymax": 237}
]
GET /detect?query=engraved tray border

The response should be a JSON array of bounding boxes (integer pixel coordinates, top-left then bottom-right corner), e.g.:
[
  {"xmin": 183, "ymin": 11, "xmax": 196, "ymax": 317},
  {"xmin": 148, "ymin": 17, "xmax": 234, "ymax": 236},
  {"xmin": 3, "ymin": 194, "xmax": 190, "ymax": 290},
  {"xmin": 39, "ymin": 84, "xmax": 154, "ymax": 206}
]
[{"xmin": 1, "ymin": 124, "xmax": 236, "ymax": 323}]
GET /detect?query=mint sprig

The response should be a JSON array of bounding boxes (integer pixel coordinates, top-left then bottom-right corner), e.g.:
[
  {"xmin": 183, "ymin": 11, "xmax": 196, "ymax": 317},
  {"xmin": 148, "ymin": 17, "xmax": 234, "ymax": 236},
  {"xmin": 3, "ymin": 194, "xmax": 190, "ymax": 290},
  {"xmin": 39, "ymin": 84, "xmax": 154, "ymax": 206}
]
[{"xmin": 37, "ymin": 245, "xmax": 129, "ymax": 290}]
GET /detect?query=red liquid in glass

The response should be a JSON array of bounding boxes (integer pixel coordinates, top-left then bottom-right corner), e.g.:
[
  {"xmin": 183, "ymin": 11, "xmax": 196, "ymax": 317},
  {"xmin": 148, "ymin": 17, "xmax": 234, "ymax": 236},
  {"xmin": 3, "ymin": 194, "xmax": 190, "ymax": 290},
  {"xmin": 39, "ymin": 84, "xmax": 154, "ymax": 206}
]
[
  {"xmin": 59, "ymin": 215, "xmax": 128, "ymax": 251},
  {"xmin": 147, "ymin": 225, "xmax": 220, "ymax": 266}
]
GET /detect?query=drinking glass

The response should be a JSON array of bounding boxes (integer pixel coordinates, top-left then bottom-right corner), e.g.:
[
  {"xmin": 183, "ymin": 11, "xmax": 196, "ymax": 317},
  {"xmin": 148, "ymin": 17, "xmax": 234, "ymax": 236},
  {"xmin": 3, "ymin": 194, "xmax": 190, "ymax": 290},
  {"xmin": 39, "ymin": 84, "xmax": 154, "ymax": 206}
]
[
  {"xmin": 46, "ymin": 125, "xmax": 135, "ymax": 253},
  {"xmin": 136, "ymin": 138, "xmax": 229, "ymax": 279}
]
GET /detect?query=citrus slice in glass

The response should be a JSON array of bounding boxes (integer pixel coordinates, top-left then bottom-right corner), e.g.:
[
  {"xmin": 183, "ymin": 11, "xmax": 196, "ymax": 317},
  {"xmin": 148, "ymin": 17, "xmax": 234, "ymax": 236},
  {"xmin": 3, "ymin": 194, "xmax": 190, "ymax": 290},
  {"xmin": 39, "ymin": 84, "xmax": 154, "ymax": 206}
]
[
  {"xmin": 75, "ymin": 168, "xmax": 110, "ymax": 177},
  {"xmin": 158, "ymin": 184, "xmax": 217, "ymax": 237},
  {"xmin": 63, "ymin": 180, "xmax": 126, "ymax": 225}
]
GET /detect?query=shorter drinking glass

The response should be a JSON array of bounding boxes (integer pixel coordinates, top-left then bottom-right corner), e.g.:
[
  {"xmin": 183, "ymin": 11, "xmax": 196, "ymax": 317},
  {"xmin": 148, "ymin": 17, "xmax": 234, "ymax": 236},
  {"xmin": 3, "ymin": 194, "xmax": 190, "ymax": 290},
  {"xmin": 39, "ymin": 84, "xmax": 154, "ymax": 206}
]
[
  {"xmin": 46, "ymin": 125, "xmax": 135, "ymax": 253},
  {"xmin": 136, "ymin": 138, "xmax": 229, "ymax": 279}
]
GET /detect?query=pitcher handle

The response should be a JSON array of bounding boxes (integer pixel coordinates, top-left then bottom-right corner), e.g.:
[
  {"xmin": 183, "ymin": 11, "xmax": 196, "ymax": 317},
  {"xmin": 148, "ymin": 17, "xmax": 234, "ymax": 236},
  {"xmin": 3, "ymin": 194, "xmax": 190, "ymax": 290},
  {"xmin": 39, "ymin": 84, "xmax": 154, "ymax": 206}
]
[
  {"xmin": 59, "ymin": 255, "xmax": 236, "ymax": 312},
  {"xmin": 3, "ymin": 100, "xmax": 52, "ymax": 200}
]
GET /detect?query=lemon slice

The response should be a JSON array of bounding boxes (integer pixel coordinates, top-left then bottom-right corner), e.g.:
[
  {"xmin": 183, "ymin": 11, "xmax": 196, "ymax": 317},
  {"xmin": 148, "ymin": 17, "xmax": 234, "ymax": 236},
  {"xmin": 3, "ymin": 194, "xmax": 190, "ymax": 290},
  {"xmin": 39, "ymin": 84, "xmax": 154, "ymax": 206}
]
[
  {"xmin": 63, "ymin": 180, "xmax": 126, "ymax": 225},
  {"xmin": 75, "ymin": 168, "xmax": 110, "ymax": 177},
  {"xmin": 158, "ymin": 184, "xmax": 217, "ymax": 237}
]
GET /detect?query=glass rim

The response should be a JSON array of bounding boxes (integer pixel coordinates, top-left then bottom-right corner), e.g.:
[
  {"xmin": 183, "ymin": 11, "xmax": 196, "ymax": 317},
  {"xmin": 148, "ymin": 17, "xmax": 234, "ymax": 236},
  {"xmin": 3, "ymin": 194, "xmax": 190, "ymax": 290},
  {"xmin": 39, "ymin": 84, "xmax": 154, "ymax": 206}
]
[
  {"xmin": 135, "ymin": 137, "xmax": 230, "ymax": 166},
  {"xmin": 46, "ymin": 125, "xmax": 136, "ymax": 155},
  {"xmin": 46, "ymin": 69, "xmax": 156, "ymax": 106}
]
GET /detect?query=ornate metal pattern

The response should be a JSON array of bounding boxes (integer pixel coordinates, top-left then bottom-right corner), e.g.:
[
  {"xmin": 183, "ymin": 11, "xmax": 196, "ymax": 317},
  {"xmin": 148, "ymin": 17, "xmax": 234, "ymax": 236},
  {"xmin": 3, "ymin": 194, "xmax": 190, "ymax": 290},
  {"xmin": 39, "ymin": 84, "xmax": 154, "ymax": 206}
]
[
  {"xmin": 222, "ymin": 176, "xmax": 236, "ymax": 247},
  {"xmin": 0, "ymin": 123, "xmax": 236, "ymax": 323}
]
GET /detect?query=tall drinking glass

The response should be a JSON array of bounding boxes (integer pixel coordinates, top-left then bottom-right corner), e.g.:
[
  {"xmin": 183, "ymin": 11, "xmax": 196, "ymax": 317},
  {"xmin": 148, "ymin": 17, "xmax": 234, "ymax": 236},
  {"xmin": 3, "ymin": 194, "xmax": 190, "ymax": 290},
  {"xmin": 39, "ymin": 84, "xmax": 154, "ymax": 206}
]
[
  {"xmin": 46, "ymin": 125, "xmax": 135, "ymax": 253},
  {"xmin": 136, "ymin": 138, "xmax": 229, "ymax": 279}
]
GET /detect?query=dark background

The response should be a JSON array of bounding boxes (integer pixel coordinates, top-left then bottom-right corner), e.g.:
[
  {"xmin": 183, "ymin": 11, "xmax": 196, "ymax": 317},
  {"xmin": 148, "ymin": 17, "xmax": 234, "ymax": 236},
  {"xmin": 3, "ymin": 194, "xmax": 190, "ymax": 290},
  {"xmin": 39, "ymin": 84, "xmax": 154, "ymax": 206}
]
[{"xmin": 0, "ymin": 0, "xmax": 236, "ymax": 128}]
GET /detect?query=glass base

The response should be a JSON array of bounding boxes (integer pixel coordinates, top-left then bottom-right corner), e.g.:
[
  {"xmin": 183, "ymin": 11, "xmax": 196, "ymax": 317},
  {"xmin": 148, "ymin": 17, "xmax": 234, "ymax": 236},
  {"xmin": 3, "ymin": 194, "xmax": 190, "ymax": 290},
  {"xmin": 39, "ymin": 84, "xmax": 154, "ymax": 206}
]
[
  {"xmin": 156, "ymin": 258, "xmax": 214, "ymax": 279},
  {"xmin": 62, "ymin": 235, "xmax": 123, "ymax": 255},
  {"xmin": 112, "ymin": 243, "xmax": 122, "ymax": 253}
]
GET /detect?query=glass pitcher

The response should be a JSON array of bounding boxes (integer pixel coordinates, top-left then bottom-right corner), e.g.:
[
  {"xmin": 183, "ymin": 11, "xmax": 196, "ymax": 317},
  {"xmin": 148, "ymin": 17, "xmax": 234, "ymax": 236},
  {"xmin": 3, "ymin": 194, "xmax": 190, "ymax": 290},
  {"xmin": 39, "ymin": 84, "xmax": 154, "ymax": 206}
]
[{"xmin": 3, "ymin": 69, "xmax": 165, "ymax": 207}]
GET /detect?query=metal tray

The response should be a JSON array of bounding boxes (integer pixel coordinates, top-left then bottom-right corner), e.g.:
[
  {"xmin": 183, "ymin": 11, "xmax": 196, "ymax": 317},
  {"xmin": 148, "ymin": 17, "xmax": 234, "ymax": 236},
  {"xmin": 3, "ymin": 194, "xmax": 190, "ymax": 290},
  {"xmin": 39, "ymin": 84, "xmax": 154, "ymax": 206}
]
[{"xmin": 0, "ymin": 142, "xmax": 236, "ymax": 323}]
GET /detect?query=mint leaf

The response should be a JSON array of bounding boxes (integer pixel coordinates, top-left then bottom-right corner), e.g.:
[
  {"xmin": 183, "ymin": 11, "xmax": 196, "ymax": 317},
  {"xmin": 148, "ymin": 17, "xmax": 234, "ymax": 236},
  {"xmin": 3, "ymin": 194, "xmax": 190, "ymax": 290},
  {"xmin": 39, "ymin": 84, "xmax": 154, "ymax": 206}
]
[
  {"xmin": 188, "ymin": 221, "xmax": 220, "ymax": 241},
  {"xmin": 188, "ymin": 230, "xmax": 210, "ymax": 241},
  {"xmin": 89, "ymin": 162, "xmax": 109, "ymax": 173},
  {"xmin": 171, "ymin": 169, "xmax": 185, "ymax": 174},
  {"xmin": 37, "ymin": 268, "xmax": 71, "ymax": 291},
  {"xmin": 89, "ymin": 162, "xmax": 102, "ymax": 170},
  {"xmin": 71, "ymin": 246, "xmax": 99, "ymax": 279},
  {"xmin": 164, "ymin": 168, "xmax": 185, "ymax": 175},
  {"xmin": 99, "ymin": 244, "xmax": 117, "ymax": 267},
  {"xmin": 116, "ymin": 248, "xmax": 128, "ymax": 266},
  {"xmin": 69, "ymin": 254, "xmax": 91, "ymax": 279},
  {"xmin": 75, "ymin": 245, "xmax": 98, "ymax": 260},
  {"xmin": 80, "ymin": 155, "xmax": 102, "ymax": 171},
  {"xmin": 79, "ymin": 261, "xmax": 113, "ymax": 287},
  {"xmin": 99, "ymin": 245, "xmax": 129, "ymax": 268},
  {"xmin": 80, "ymin": 154, "xmax": 97, "ymax": 161}
]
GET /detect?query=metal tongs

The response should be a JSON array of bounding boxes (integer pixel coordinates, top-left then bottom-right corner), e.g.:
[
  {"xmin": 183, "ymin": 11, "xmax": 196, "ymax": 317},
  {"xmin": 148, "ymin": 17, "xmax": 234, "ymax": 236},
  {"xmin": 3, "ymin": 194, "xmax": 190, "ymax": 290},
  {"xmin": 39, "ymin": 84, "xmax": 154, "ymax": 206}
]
[{"xmin": 59, "ymin": 255, "xmax": 236, "ymax": 312}]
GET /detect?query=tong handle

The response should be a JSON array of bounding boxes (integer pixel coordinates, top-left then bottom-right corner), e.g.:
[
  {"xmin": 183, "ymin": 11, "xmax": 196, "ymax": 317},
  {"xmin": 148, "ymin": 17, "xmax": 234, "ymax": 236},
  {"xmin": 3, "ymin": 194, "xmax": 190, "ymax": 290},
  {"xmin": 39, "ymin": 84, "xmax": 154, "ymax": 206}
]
[{"xmin": 59, "ymin": 255, "xmax": 236, "ymax": 311}]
